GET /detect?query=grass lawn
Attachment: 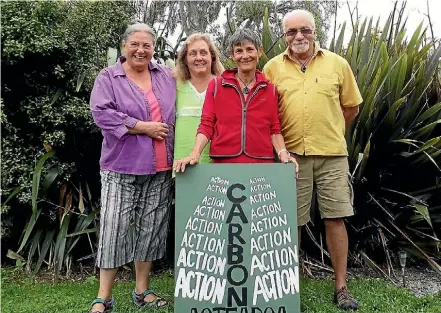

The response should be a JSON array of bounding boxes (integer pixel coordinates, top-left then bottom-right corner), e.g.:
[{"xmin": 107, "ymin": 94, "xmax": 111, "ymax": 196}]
[{"xmin": 1, "ymin": 269, "xmax": 440, "ymax": 313}]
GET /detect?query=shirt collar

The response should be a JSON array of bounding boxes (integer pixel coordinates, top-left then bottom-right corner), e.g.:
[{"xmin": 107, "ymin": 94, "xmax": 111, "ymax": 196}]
[
  {"xmin": 112, "ymin": 55, "xmax": 159, "ymax": 77},
  {"xmin": 283, "ymin": 41, "xmax": 325, "ymax": 62}
]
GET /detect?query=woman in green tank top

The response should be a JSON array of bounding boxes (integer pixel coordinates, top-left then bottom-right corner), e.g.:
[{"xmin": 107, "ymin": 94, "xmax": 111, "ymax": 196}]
[{"xmin": 173, "ymin": 33, "xmax": 224, "ymax": 165}]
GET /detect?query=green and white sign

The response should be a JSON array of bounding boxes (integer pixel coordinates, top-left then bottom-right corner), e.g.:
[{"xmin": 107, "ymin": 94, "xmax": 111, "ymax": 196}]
[{"xmin": 174, "ymin": 164, "xmax": 300, "ymax": 313}]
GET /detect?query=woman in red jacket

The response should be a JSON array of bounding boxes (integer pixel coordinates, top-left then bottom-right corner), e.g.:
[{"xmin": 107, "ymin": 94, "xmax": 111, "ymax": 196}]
[{"xmin": 173, "ymin": 29, "xmax": 298, "ymax": 174}]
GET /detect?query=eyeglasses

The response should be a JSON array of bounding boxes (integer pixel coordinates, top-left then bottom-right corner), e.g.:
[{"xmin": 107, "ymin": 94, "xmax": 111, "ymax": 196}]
[{"xmin": 285, "ymin": 28, "xmax": 314, "ymax": 37}]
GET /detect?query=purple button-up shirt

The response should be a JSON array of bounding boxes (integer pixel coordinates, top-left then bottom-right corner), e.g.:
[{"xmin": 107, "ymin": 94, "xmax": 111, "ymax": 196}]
[{"xmin": 90, "ymin": 56, "xmax": 176, "ymax": 175}]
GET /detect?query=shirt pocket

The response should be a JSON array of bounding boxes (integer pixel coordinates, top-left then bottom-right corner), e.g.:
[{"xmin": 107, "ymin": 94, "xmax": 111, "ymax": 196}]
[{"xmin": 316, "ymin": 75, "xmax": 339, "ymax": 97}]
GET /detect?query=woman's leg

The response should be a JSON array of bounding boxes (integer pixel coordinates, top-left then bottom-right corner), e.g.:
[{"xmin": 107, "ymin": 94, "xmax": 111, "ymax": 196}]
[
  {"xmin": 91, "ymin": 170, "xmax": 136, "ymax": 312},
  {"xmin": 133, "ymin": 170, "xmax": 172, "ymax": 303},
  {"xmin": 134, "ymin": 261, "xmax": 153, "ymax": 293},
  {"xmin": 96, "ymin": 268, "xmax": 118, "ymax": 303}
]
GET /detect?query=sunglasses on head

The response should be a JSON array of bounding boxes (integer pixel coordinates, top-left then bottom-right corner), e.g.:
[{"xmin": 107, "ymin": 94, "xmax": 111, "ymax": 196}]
[{"xmin": 285, "ymin": 28, "xmax": 314, "ymax": 36}]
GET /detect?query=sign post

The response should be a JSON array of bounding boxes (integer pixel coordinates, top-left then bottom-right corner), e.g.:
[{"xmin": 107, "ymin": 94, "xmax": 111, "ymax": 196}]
[{"xmin": 174, "ymin": 164, "xmax": 300, "ymax": 313}]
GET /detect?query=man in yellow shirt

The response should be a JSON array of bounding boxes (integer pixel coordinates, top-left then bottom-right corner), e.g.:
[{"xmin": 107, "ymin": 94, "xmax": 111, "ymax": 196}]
[{"xmin": 264, "ymin": 9, "xmax": 362, "ymax": 311}]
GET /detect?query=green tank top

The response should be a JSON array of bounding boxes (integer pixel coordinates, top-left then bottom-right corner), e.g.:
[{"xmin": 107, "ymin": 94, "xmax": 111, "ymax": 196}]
[{"xmin": 174, "ymin": 80, "xmax": 212, "ymax": 164}]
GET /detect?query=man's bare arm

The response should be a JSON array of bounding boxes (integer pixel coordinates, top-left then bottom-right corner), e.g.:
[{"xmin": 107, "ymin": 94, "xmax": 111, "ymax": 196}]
[{"xmin": 342, "ymin": 105, "xmax": 359, "ymax": 128}]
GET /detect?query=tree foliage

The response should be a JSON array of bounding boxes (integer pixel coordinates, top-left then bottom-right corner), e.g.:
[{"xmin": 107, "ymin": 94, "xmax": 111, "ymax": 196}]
[
  {"xmin": 1, "ymin": 0, "xmax": 136, "ymax": 190},
  {"xmin": 133, "ymin": 0, "xmax": 338, "ymax": 57},
  {"xmin": 217, "ymin": 0, "xmax": 338, "ymax": 54},
  {"xmin": 133, "ymin": 0, "xmax": 226, "ymax": 51}
]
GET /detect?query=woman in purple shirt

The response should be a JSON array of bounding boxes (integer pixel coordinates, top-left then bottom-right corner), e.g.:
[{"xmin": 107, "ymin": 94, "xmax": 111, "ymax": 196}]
[{"xmin": 89, "ymin": 23, "xmax": 175, "ymax": 312}]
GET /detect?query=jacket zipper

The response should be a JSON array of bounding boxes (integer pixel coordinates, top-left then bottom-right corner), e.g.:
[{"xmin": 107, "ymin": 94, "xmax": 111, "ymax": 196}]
[{"xmin": 219, "ymin": 82, "xmax": 269, "ymax": 158}]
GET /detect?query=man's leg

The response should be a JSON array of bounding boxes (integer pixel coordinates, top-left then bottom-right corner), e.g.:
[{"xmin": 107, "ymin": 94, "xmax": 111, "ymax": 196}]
[
  {"xmin": 323, "ymin": 218, "xmax": 348, "ymax": 289},
  {"xmin": 315, "ymin": 156, "xmax": 358, "ymax": 310}
]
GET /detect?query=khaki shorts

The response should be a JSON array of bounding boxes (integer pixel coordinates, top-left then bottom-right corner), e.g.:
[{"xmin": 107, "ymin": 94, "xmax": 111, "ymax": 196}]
[{"xmin": 293, "ymin": 154, "xmax": 354, "ymax": 226}]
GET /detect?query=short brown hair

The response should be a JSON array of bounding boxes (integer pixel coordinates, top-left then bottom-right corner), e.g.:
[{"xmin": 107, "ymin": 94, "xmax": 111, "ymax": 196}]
[{"xmin": 174, "ymin": 33, "xmax": 224, "ymax": 82}]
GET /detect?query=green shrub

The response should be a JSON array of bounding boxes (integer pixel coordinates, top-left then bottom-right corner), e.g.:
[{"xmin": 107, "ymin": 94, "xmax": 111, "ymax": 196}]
[
  {"xmin": 1, "ymin": 0, "xmax": 136, "ymax": 273},
  {"xmin": 336, "ymin": 16, "xmax": 441, "ymax": 273}
]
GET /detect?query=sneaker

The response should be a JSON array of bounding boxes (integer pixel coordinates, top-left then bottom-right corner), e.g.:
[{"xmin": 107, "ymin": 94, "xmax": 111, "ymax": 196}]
[{"xmin": 333, "ymin": 286, "xmax": 359, "ymax": 311}]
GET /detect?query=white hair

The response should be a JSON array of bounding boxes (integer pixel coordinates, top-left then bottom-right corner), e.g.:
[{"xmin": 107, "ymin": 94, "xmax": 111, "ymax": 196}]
[
  {"xmin": 282, "ymin": 9, "xmax": 316, "ymax": 32},
  {"xmin": 122, "ymin": 23, "xmax": 156, "ymax": 45}
]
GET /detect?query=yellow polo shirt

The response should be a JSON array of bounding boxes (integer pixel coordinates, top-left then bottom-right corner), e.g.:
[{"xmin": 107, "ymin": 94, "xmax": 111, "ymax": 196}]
[{"xmin": 263, "ymin": 43, "xmax": 363, "ymax": 156}]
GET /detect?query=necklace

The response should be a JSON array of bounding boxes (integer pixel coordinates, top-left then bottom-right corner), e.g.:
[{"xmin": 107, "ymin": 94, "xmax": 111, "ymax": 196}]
[
  {"xmin": 293, "ymin": 52, "xmax": 314, "ymax": 73},
  {"xmin": 236, "ymin": 74, "xmax": 255, "ymax": 94}
]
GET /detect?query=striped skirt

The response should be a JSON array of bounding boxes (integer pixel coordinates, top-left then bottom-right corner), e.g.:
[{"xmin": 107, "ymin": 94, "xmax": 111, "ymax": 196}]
[{"xmin": 96, "ymin": 170, "xmax": 172, "ymax": 269}]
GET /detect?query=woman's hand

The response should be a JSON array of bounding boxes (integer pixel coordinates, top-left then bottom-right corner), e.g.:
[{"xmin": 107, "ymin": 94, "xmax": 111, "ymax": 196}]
[
  {"xmin": 127, "ymin": 121, "xmax": 168, "ymax": 139},
  {"xmin": 173, "ymin": 152, "xmax": 200, "ymax": 173},
  {"xmin": 143, "ymin": 122, "xmax": 169, "ymax": 140},
  {"xmin": 279, "ymin": 151, "xmax": 299, "ymax": 178}
]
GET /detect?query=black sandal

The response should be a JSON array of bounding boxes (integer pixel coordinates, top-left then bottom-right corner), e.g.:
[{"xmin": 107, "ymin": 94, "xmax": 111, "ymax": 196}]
[{"xmin": 132, "ymin": 289, "xmax": 168, "ymax": 308}]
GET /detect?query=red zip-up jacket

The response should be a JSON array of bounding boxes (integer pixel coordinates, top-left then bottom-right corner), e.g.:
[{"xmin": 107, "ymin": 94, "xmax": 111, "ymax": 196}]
[{"xmin": 197, "ymin": 69, "xmax": 281, "ymax": 163}]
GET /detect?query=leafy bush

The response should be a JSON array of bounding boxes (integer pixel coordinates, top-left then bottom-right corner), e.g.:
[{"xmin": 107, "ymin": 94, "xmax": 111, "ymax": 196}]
[
  {"xmin": 1, "ymin": 0, "xmax": 137, "ymax": 273},
  {"xmin": 1, "ymin": 0, "xmax": 136, "ymax": 194},
  {"xmin": 335, "ymin": 16, "xmax": 441, "ymax": 274}
]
